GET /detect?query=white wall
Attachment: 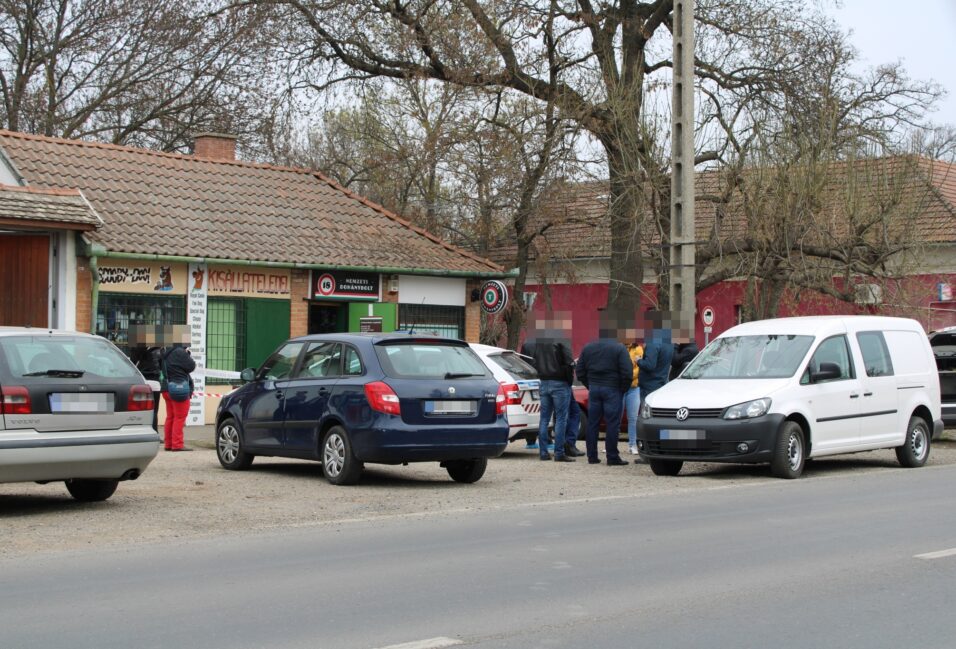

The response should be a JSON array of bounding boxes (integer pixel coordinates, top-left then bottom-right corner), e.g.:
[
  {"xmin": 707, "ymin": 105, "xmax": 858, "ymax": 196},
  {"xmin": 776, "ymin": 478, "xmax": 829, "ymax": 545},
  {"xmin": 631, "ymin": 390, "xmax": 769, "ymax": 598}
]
[{"xmin": 397, "ymin": 275, "xmax": 466, "ymax": 306}]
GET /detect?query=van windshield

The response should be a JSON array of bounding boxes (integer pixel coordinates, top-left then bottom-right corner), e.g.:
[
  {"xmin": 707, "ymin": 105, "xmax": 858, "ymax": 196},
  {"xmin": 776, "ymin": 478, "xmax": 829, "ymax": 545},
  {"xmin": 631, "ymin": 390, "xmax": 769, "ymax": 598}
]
[{"xmin": 682, "ymin": 334, "xmax": 814, "ymax": 380}]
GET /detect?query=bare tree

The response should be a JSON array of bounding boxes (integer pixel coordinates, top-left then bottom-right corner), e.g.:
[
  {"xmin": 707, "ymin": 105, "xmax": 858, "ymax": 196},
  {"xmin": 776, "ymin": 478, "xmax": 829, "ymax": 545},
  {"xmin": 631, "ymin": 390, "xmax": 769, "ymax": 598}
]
[{"xmin": 0, "ymin": 0, "xmax": 281, "ymax": 151}]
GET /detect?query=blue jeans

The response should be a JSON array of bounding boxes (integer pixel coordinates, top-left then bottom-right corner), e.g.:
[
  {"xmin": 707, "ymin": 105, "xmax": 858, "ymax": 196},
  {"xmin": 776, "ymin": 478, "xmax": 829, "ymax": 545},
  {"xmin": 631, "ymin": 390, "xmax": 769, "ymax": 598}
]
[
  {"xmin": 538, "ymin": 380, "xmax": 571, "ymax": 457},
  {"xmin": 585, "ymin": 385, "xmax": 624, "ymax": 461},
  {"xmin": 624, "ymin": 387, "xmax": 640, "ymax": 447},
  {"xmin": 567, "ymin": 398, "xmax": 581, "ymax": 446}
]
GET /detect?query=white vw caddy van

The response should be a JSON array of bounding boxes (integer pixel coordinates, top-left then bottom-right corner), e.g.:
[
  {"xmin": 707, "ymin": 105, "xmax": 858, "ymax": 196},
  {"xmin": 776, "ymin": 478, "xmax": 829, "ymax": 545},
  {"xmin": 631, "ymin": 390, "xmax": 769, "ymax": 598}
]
[{"xmin": 637, "ymin": 316, "xmax": 943, "ymax": 479}]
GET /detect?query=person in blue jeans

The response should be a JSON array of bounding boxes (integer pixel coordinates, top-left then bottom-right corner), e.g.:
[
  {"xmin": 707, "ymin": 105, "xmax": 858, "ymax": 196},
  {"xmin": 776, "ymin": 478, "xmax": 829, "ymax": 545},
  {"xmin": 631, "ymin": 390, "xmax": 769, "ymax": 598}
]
[
  {"xmin": 576, "ymin": 320, "xmax": 632, "ymax": 466},
  {"xmin": 521, "ymin": 322, "xmax": 578, "ymax": 462}
]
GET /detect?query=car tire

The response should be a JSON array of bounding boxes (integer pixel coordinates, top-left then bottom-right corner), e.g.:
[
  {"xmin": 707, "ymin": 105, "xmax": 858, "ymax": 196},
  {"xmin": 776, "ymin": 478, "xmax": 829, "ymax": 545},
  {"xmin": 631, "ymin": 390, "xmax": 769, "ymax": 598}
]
[
  {"xmin": 446, "ymin": 458, "xmax": 488, "ymax": 483},
  {"xmin": 578, "ymin": 410, "xmax": 588, "ymax": 441},
  {"xmin": 648, "ymin": 458, "xmax": 683, "ymax": 476},
  {"xmin": 896, "ymin": 415, "xmax": 930, "ymax": 468},
  {"xmin": 771, "ymin": 421, "xmax": 805, "ymax": 479},
  {"xmin": 216, "ymin": 418, "xmax": 254, "ymax": 470},
  {"xmin": 322, "ymin": 426, "xmax": 363, "ymax": 485},
  {"xmin": 65, "ymin": 478, "xmax": 118, "ymax": 502}
]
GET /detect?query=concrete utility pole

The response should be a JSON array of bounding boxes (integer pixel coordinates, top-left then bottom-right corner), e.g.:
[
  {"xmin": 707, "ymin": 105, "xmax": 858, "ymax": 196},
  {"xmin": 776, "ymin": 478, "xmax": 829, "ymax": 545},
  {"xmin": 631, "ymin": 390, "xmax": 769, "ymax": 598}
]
[{"xmin": 669, "ymin": 0, "xmax": 696, "ymax": 330}]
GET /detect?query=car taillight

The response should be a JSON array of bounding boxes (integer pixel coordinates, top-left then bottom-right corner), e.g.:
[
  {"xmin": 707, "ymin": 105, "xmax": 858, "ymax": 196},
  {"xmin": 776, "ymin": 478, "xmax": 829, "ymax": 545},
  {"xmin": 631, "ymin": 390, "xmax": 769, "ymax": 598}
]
[
  {"xmin": 1, "ymin": 386, "xmax": 31, "ymax": 415},
  {"xmin": 501, "ymin": 382, "xmax": 521, "ymax": 405},
  {"xmin": 365, "ymin": 381, "xmax": 401, "ymax": 416},
  {"xmin": 495, "ymin": 383, "xmax": 507, "ymax": 416},
  {"xmin": 127, "ymin": 384, "xmax": 154, "ymax": 412}
]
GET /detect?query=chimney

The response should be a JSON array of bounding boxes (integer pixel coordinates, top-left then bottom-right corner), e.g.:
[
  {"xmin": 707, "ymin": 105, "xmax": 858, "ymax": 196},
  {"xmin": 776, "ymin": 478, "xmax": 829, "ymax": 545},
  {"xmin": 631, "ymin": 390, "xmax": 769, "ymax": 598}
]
[{"xmin": 193, "ymin": 133, "xmax": 237, "ymax": 161}]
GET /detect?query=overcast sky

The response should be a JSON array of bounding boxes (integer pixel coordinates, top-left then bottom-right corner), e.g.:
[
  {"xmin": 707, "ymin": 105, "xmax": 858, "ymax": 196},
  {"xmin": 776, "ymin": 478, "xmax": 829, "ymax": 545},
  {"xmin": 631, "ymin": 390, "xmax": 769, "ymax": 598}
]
[{"xmin": 832, "ymin": 0, "xmax": 956, "ymax": 126}]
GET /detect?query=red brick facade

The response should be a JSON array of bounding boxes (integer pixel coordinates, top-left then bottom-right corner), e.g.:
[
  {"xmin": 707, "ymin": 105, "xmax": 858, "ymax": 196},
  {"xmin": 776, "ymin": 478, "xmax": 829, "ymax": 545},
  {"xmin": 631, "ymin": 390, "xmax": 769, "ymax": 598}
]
[
  {"xmin": 75, "ymin": 257, "xmax": 92, "ymax": 333},
  {"xmin": 289, "ymin": 269, "xmax": 310, "ymax": 338}
]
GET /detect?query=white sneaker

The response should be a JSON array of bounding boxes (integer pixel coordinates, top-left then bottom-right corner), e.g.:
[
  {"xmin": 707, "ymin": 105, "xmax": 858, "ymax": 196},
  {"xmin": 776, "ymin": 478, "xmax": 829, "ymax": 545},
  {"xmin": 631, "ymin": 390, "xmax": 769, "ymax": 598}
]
[{"xmin": 629, "ymin": 445, "xmax": 639, "ymax": 455}]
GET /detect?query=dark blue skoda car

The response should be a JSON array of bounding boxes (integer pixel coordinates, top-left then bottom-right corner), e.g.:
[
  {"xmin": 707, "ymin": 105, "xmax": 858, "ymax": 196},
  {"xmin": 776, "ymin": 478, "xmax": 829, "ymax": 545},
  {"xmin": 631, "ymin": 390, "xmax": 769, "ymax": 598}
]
[{"xmin": 215, "ymin": 333, "xmax": 509, "ymax": 485}]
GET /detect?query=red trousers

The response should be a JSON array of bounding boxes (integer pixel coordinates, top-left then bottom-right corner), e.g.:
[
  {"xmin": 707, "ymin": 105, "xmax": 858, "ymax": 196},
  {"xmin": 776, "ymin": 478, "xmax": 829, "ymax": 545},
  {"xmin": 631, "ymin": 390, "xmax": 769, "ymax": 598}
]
[{"xmin": 162, "ymin": 392, "xmax": 191, "ymax": 450}]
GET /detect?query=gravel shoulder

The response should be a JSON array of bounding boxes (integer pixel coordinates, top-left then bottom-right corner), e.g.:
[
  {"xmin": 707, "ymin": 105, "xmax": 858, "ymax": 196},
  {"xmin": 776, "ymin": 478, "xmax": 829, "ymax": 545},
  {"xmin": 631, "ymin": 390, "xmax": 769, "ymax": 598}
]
[{"xmin": 3, "ymin": 430, "xmax": 955, "ymax": 559}]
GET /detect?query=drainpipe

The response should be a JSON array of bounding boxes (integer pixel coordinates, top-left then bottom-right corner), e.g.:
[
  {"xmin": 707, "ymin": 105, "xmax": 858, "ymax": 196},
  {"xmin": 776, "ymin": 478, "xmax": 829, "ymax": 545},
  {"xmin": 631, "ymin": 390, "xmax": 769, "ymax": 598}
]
[{"xmin": 88, "ymin": 254, "xmax": 99, "ymax": 334}]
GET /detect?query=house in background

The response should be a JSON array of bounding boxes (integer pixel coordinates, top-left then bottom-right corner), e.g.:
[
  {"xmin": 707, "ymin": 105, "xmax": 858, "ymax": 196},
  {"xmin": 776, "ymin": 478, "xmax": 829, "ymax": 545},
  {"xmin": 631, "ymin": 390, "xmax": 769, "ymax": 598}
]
[
  {"xmin": 490, "ymin": 157, "xmax": 956, "ymax": 354},
  {"xmin": 0, "ymin": 129, "xmax": 507, "ymax": 423}
]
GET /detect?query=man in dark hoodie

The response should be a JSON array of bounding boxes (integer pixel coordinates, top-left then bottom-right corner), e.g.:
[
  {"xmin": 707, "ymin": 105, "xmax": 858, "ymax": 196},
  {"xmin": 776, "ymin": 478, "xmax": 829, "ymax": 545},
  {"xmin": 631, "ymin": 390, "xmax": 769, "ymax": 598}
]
[{"xmin": 576, "ymin": 311, "xmax": 633, "ymax": 466}]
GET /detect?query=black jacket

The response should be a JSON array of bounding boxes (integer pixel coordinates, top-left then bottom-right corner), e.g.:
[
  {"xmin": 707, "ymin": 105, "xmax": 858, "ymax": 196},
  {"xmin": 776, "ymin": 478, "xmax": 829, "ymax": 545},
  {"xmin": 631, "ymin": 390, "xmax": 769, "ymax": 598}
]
[
  {"xmin": 162, "ymin": 346, "xmax": 196, "ymax": 390},
  {"xmin": 670, "ymin": 342, "xmax": 700, "ymax": 380},
  {"xmin": 131, "ymin": 346, "xmax": 162, "ymax": 381},
  {"xmin": 520, "ymin": 338, "xmax": 574, "ymax": 384},
  {"xmin": 575, "ymin": 338, "xmax": 632, "ymax": 392}
]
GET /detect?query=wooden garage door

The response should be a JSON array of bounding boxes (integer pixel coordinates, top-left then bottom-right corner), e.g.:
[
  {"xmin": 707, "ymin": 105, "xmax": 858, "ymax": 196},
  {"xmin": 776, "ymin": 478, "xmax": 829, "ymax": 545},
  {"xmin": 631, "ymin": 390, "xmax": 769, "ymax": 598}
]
[{"xmin": 0, "ymin": 234, "xmax": 49, "ymax": 327}]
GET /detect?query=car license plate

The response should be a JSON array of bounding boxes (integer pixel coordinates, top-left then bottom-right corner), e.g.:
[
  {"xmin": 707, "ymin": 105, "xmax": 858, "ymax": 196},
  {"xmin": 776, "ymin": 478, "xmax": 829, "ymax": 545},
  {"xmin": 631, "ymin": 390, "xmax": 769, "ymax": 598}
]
[
  {"xmin": 49, "ymin": 393, "xmax": 115, "ymax": 413},
  {"xmin": 425, "ymin": 400, "xmax": 476, "ymax": 415},
  {"xmin": 660, "ymin": 429, "xmax": 704, "ymax": 440}
]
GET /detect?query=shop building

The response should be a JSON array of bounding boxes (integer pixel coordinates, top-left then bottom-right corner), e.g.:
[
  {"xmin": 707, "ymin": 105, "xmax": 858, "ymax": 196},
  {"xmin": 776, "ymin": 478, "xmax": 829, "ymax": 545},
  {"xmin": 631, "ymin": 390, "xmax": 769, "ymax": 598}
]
[{"xmin": 0, "ymin": 130, "xmax": 507, "ymax": 422}]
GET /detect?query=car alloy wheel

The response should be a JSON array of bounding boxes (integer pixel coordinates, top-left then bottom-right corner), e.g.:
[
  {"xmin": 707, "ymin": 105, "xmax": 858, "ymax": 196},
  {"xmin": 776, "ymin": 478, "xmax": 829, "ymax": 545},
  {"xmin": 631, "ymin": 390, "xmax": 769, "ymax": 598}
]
[{"xmin": 218, "ymin": 423, "xmax": 241, "ymax": 464}]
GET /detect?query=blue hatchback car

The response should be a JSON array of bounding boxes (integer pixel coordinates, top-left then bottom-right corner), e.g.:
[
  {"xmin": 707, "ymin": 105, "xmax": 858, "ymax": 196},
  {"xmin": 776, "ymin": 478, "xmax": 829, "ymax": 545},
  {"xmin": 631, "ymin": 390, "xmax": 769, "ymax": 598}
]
[{"xmin": 215, "ymin": 333, "xmax": 509, "ymax": 485}]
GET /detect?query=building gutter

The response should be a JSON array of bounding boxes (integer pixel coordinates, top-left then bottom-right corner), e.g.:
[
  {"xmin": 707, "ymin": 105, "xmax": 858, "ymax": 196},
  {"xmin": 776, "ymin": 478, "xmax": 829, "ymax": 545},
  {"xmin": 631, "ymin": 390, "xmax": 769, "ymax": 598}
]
[{"xmin": 89, "ymin": 246, "xmax": 516, "ymax": 279}]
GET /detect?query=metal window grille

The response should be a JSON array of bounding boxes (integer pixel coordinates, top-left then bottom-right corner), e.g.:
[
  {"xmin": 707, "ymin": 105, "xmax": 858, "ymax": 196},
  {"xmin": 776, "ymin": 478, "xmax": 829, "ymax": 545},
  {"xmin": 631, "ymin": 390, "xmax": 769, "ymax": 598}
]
[
  {"xmin": 206, "ymin": 298, "xmax": 247, "ymax": 384},
  {"xmin": 96, "ymin": 293, "xmax": 186, "ymax": 354},
  {"xmin": 398, "ymin": 304, "xmax": 465, "ymax": 339}
]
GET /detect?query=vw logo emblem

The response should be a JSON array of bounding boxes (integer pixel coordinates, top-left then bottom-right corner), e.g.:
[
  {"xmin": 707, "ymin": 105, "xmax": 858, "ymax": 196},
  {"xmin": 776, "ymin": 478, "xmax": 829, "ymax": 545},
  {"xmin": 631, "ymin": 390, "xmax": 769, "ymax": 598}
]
[
  {"xmin": 676, "ymin": 407, "xmax": 689, "ymax": 421},
  {"xmin": 448, "ymin": 386, "xmax": 456, "ymax": 395}
]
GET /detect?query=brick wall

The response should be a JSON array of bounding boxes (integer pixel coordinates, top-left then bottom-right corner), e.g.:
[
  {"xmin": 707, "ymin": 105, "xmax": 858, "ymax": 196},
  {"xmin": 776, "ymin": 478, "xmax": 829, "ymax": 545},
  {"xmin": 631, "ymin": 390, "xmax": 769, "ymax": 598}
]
[
  {"xmin": 76, "ymin": 257, "xmax": 92, "ymax": 333},
  {"xmin": 464, "ymin": 279, "xmax": 481, "ymax": 342},
  {"xmin": 290, "ymin": 269, "xmax": 310, "ymax": 337}
]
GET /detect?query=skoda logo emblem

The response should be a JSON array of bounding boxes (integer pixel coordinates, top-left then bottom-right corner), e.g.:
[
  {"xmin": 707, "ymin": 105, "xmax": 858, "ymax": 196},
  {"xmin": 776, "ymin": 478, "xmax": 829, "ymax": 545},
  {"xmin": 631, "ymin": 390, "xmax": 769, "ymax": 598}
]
[
  {"xmin": 448, "ymin": 386, "xmax": 456, "ymax": 395},
  {"xmin": 676, "ymin": 407, "xmax": 689, "ymax": 421}
]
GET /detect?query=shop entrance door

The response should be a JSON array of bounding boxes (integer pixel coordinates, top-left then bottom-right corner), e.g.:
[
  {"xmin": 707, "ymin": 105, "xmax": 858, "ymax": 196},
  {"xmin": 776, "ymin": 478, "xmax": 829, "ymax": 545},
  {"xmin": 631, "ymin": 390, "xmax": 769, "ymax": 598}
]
[
  {"xmin": 308, "ymin": 303, "xmax": 347, "ymax": 334},
  {"xmin": 0, "ymin": 234, "xmax": 49, "ymax": 327}
]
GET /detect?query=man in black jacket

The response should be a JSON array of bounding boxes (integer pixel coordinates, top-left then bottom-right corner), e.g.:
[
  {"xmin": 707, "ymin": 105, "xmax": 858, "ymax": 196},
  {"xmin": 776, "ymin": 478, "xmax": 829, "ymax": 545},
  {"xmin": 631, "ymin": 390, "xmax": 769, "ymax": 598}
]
[
  {"xmin": 576, "ymin": 314, "xmax": 632, "ymax": 466},
  {"xmin": 520, "ymin": 316, "xmax": 579, "ymax": 462}
]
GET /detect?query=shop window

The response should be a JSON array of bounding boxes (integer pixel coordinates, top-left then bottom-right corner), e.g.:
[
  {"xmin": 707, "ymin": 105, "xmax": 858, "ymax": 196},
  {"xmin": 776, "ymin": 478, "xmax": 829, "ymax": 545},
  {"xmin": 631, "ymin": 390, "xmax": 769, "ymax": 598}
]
[
  {"xmin": 207, "ymin": 298, "xmax": 247, "ymax": 383},
  {"xmin": 398, "ymin": 304, "xmax": 464, "ymax": 339},
  {"xmin": 96, "ymin": 293, "xmax": 186, "ymax": 353}
]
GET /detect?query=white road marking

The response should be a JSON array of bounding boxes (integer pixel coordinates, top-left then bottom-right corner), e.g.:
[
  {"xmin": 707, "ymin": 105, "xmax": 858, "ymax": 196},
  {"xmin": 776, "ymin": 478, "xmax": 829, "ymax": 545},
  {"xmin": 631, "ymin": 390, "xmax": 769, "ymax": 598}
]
[
  {"xmin": 914, "ymin": 547, "xmax": 956, "ymax": 560},
  {"xmin": 372, "ymin": 638, "xmax": 462, "ymax": 649}
]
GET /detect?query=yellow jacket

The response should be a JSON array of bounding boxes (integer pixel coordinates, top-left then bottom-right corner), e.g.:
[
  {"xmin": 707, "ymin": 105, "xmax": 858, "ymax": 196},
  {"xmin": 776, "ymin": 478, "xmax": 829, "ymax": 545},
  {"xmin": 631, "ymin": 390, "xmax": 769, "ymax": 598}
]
[{"xmin": 628, "ymin": 344, "xmax": 643, "ymax": 389}]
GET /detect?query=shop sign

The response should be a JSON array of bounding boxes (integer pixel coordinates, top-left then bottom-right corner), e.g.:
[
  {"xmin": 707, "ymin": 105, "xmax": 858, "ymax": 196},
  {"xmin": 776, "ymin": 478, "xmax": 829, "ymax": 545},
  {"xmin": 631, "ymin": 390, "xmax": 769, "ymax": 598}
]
[
  {"xmin": 940, "ymin": 283, "xmax": 953, "ymax": 302},
  {"xmin": 187, "ymin": 263, "xmax": 207, "ymax": 427},
  {"xmin": 97, "ymin": 261, "xmax": 187, "ymax": 295},
  {"xmin": 207, "ymin": 265, "xmax": 290, "ymax": 299},
  {"xmin": 480, "ymin": 280, "xmax": 509, "ymax": 314},
  {"xmin": 359, "ymin": 317, "xmax": 383, "ymax": 333},
  {"xmin": 312, "ymin": 270, "xmax": 379, "ymax": 301}
]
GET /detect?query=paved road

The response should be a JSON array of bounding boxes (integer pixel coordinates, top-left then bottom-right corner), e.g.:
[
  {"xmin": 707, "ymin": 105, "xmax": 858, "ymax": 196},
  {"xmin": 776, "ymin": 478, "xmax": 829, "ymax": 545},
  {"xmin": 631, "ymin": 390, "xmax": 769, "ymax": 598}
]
[{"xmin": 2, "ymin": 464, "xmax": 955, "ymax": 649}]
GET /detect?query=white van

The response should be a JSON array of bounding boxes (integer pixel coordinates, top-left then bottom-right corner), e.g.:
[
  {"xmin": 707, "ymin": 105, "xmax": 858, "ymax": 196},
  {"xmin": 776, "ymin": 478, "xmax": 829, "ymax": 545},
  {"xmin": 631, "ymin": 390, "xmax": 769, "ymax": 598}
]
[{"xmin": 637, "ymin": 316, "xmax": 943, "ymax": 479}]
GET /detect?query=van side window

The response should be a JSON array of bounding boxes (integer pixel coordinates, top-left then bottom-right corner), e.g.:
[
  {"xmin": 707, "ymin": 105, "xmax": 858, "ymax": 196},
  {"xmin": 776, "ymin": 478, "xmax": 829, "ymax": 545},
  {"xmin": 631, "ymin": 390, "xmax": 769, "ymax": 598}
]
[
  {"xmin": 856, "ymin": 331, "xmax": 894, "ymax": 377},
  {"xmin": 801, "ymin": 335, "xmax": 855, "ymax": 384}
]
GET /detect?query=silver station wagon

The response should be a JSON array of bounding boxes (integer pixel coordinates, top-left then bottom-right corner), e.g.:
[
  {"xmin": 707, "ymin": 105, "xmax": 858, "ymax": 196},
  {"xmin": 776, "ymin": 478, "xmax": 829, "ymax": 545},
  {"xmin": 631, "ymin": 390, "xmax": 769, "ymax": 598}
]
[{"xmin": 0, "ymin": 327, "xmax": 160, "ymax": 501}]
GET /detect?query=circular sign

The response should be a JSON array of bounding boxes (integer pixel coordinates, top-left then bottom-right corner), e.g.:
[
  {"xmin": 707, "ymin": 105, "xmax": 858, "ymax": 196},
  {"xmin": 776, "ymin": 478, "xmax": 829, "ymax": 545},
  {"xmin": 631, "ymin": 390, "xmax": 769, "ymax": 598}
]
[
  {"xmin": 701, "ymin": 306, "xmax": 715, "ymax": 327},
  {"xmin": 480, "ymin": 280, "xmax": 509, "ymax": 314},
  {"xmin": 316, "ymin": 273, "xmax": 336, "ymax": 297}
]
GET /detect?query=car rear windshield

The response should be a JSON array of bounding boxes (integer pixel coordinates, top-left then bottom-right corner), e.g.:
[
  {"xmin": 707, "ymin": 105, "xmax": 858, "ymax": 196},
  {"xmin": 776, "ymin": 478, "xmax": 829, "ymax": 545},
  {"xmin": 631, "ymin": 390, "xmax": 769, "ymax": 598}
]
[
  {"xmin": 489, "ymin": 351, "xmax": 537, "ymax": 380},
  {"xmin": 375, "ymin": 342, "xmax": 490, "ymax": 379},
  {"xmin": 0, "ymin": 335, "xmax": 139, "ymax": 379},
  {"xmin": 682, "ymin": 334, "xmax": 814, "ymax": 379}
]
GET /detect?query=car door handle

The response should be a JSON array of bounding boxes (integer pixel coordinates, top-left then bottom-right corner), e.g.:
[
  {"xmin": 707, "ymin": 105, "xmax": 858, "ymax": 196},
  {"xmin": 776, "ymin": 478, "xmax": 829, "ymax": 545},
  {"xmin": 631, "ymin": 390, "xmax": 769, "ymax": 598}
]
[
  {"xmin": 863, "ymin": 392, "xmax": 873, "ymax": 397},
  {"xmin": 849, "ymin": 393, "xmax": 860, "ymax": 399},
  {"xmin": 275, "ymin": 390, "xmax": 284, "ymax": 399},
  {"xmin": 318, "ymin": 388, "xmax": 330, "ymax": 396}
]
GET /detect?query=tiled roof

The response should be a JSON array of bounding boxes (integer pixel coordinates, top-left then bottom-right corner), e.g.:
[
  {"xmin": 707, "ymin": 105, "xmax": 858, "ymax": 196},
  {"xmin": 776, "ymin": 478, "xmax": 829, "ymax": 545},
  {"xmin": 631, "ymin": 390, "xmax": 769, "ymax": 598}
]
[
  {"xmin": 489, "ymin": 156, "xmax": 956, "ymax": 266},
  {"xmin": 0, "ymin": 184, "xmax": 100, "ymax": 229},
  {"xmin": 0, "ymin": 130, "xmax": 503, "ymax": 275}
]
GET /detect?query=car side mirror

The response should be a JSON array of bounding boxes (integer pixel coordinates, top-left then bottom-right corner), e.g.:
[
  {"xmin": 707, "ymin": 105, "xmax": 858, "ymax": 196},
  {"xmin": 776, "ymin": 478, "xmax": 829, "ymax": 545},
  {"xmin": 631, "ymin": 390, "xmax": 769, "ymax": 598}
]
[
  {"xmin": 811, "ymin": 361, "xmax": 841, "ymax": 383},
  {"xmin": 240, "ymin": 368, "xmax": 256, "ymax": 383}
]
